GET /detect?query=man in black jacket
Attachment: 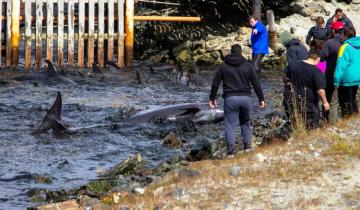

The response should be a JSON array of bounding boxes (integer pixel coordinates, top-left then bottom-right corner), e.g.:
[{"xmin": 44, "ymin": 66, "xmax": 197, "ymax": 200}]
[{"xmin": 209, "ymin": 44, "xmax": 265, "ymax": 156}]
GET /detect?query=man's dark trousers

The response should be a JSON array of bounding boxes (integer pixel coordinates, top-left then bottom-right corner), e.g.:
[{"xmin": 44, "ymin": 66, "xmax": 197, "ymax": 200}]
[
  {"xmin": 224, "ymin": 96, "xmax": 252, "ymax": 154},
  {"xmin": 252, "ymin": 53, "xmax": 265, "ymax": 72},
  {"xmin": 338, "ymin": 85, "xmax": 359, "ymax": 117}
]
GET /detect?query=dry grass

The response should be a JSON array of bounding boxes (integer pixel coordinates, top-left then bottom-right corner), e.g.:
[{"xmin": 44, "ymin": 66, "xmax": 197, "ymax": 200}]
[{"xmin": 102, "ymin": 115, "xmax": 360, "ymax": 209}]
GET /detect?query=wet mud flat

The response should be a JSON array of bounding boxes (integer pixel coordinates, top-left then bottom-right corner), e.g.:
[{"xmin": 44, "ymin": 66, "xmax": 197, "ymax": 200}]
[{"xmin": 0, "ymin": 62, "xmax": 284, "ymax": 209}]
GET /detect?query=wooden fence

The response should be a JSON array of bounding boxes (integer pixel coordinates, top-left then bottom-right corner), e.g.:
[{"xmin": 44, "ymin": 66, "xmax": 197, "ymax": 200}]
[{"xmin": 2, "ymin": 0, "xmax": 125, "ymax": 69}]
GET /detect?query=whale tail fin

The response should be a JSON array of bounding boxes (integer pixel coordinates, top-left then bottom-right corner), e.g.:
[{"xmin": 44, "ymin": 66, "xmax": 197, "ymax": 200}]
[{"xmin": 31, "ymin": 92, "xmax": 67, "ymax": 135}]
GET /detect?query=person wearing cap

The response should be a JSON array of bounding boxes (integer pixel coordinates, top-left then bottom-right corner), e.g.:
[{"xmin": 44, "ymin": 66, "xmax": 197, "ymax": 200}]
[
  {"xmin": 320, "ymin": 21, "xmax": 345, "ymax": 121},
  {"xmin": 334, "ymin": 27, "xmax": 360, "ymax": 117},
  {"xmin": 249, "ymin": 16, "xmax": 269, "ymax": 73},
  {"xmin": 326, "ymin": 8, "xmax": 353, "ymax": 32},
  {"xmin": 306, "ymin": 16, "xmax": 329, "ymax": 45}
]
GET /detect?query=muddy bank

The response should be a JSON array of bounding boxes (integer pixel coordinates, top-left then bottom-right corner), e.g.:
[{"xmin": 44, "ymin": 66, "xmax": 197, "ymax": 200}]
[{"xmin": 0, "ymin": 63, "xmax": 285, "ymax": 209}]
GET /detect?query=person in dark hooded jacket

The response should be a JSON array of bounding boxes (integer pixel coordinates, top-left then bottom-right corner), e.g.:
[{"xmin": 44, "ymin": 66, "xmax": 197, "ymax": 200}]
[
  {"xmin": 209, "ymin": 44, "xmax": 265, "ymax": 156},
  {"xmin": 285, "ymin": 38, "xmax": 308, "ymax": 66}
]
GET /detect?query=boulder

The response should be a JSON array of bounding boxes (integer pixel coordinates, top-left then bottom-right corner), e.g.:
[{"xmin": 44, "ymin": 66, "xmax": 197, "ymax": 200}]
[
  {"xmin": 163, "ymin": 132, "xmax": 183, "ymax": 148},
  {"xmin": 102, "ymin": 153, "xmax": 146, "ymax": 178},
  {"xmin": 37, "ymin": 199, "xmax": 80, "ymax": 210},
  {"xmin": 187, "ymin": 139, "xmax": 212, "ymax": 161}
]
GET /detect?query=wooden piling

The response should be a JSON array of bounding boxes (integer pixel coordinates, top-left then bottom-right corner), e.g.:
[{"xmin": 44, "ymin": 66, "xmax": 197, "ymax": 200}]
[
  {"xmin": 117, "ymin": 0, "xmax": 125, "ymax": 67},
  {"xmin": 252, "ymin": 0, "xmax": 261, "ymax": 21},
  {"xmin": 6, "ymin": 0, "xmax": 12, "ymax": 66},
  {"xmin": 125, "ymin": 0, "xmax": 134, "ymax": 67},
  {"xmin": 107, "ymin": 0, "xmax": 114, "ymax": 62},
  {"xmin": 0, "ymin": 1, "xmax": 3, "ymax": 66},
  {"xmin": 267, "ymin": 10, "xmax": 279, "ymax": 54},
  {"xmin": 87, "ymin": 0, "xmax": 95, "ymax": 67},
  {"xmin": 58, "ymin": 0, "xmax": 64, "ymax": 66},
  {"xmin": 35, "ymin": 0, "xmax": 43, "ymax": 69},
  {"xmin": 68, "ymin": 0, "xmax": 75, "ymax": 64},
  {"xmin": 78, "ymin": 0, "xmax": 85, "ymax": 67},
  {"xmin": 98, "ymin": 0, "xmax": 105, "ymax": 66},
  {"xmin": 46, "ymin": 0, "xmax": 53, "ymax": 61},
  {"xmin": 11, "ymin": 0, "xmax": 20, "ymax": 66},
  {"xmin": 25, "ymin": 0, "xmax": 32, "ymax": 68}
]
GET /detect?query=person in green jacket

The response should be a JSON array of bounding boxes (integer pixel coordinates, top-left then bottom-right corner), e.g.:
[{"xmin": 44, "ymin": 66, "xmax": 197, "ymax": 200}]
[{"xmin": 334, "ymin": 27, "xmax": 359, "ymax": 117}]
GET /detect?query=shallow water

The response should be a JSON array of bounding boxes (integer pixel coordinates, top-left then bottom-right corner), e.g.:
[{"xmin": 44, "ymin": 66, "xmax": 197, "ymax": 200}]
[{"xmin": 0, "ymin": 63, "xmax": 281, "ymax": 209}]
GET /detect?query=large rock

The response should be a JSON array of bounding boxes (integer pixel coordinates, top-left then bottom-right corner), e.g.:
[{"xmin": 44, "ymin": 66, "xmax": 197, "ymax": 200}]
[
  {"xmin": 187, "ymin": 139, "xmax": 212, "ymax": 161},
  {"xmin": 37, "ymin": 200, "xmax": 80, "ymax": 210}
]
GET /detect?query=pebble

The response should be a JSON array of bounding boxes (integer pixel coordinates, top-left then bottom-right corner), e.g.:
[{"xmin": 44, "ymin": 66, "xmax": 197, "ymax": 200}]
[
  {"xmin": 255, "ymin": 153, "xmax": 268, "ymax": 162},
  {"xmin": 133, "ymin": 187, "xmax": 145, "ymax": 195},
  {"xmin": 229, "ymin": 165, "xmax": 241, "ymax": 176}
]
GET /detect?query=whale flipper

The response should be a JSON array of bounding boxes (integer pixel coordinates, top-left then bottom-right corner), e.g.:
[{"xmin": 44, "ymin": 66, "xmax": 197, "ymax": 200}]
[{"xmin": 31, "ymin": 92, "xmax": 68, "ymax": 135}]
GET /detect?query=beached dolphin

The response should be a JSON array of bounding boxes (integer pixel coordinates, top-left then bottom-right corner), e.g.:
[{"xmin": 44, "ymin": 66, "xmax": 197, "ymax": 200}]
[
  {"xmin": 129, "ymin": 103, "xmax": 224, "ymax": 124},
  {"xmin": 32, "ymin": 93, "xmax": 223, "ymax": 135}
]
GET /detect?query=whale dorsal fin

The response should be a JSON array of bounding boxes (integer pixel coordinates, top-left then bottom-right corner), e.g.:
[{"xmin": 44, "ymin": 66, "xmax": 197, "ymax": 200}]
[{"xmin": 31, "ymin": 92, "xmax": 67, "ymax": 135}]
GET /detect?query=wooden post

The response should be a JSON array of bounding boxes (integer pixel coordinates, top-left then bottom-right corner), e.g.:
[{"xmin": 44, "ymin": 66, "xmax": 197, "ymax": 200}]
[
  {"xmin": 0, "ymin": 1, "xmax": 3, "ymax": 66},
  {"xmin": 98, "ymin": 0, "xmax": 105, "ymax": 66},
  {"xmin": 78, "ymin": 0, "xmax": 85, "ymax": 67},
  {"xmin": 252, "ymin": 0, "xmax": 261, "ymax": 21},
  {"xmin": 267, "ymin": 10, "xmax": 278, "ymax": 54},
  {"xmin": 125, "ymin": 0, "xmax": 134, "ymax": 67},
  {"xmin": 46, "ymin": 0, "xmax": 53, "ymax": 62},
  {"xmin": 25, "ymin": 0, "xmax": 32, "ymax": 68},
  {"xmin": 68, "ymin": 0, "xmax": 75, "ymax": 64},
  {"xmin": 107, "ymin": 0, "xmax": 114, "ymax": 62},
  {"xmin": 87, "ymin": 0, "xmax": 95, "ymax": 67},
  {"xmin": 58, "ymin": 0, "xmax": 64, "ymax": 66},
  {"xmin": 10, "ymin": 0, "xmax": 20, "ymax": 66},
  {"xmin": 35, "ymin": 0, "xmax": 43, "ymax": 69},
  {"xmin": 117, "ymin": 0, "xmax": 124, "ymax": 67},
  {"xmin": 6, "ymin": 0, "xmax": 12, "ymax": 66}
]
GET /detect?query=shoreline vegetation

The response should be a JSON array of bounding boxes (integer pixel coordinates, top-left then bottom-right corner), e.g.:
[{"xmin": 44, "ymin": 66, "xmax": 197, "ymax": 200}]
[{"xmin": 37, "ymin": 114, "xmax": 360, "ymax": 209}]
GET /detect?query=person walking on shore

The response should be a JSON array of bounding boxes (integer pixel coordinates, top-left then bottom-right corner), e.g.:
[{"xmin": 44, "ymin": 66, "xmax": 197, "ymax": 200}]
[
  {"xmin": 326, "ymin": 8, "xmax": 353, "ymax": 32},
  {"xmin": 306, "ymin": 16, "xmax": 328, "ymax": 45},
  {"xmin": 320, "ymin": 21, "xmax": 344, "ymax": 121},
  {"xmin": 284, "ymin": 48, "xmax": 330, "ymax": 129},
  {"xmin": 209, "ymin": 44, "xmax": 265, "ymax": 156},
  {"xmin": 249, "ymin": 16, "xmax": 269, "ymax": 73},
  {"xmin": 334, "ymin": 27, "xmax": 360, "ymax": 117}
]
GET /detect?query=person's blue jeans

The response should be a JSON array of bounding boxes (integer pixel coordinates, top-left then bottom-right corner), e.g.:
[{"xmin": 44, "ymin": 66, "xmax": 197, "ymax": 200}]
[{"xmin": 224, "ymin": 96, "xmax": 252, "ymax": 154}]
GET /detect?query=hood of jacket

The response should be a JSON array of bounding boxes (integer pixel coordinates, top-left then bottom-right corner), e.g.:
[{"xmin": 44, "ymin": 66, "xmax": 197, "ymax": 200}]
[
  {"xmin": 286, "ymin": 38, "xmax": 301, "ymax": 47},
  {"xmin": 224, "ymin": 53, "xmax": 247, "ymax": 66},
  {"xmin": 345, "ymin": 36, "xmax": 360, "ymax": 49}
]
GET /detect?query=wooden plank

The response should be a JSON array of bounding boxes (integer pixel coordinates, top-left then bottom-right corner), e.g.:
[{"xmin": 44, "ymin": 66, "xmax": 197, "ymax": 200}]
[
  {"xmin": 117, "ymin": 0, "xmax": 124, "ymax": 67},
  {"xmin": 35, "ymin": 0, "xmax": 43, "ymax": 69},
  {"xmin": 87, "ymin": 0, "xmax": 95, "ymax": 67},
  {"xmin": 6, "ymin": 0, "xmax": 12, "ymax": 66},
  {"xmin": 78, "ymin": 0, "xmax": 85, "ymax": 67},
  {"xmin": 11, "ymin": 0, "xmax": 20, "ymax": 66},
  {"xmin": 0, "ymin": 1, "xmax": 3, "ymax": 66},
  {"xmin": 25, "ymin": 0, "xmax": 32, "ymax": 68},
  {"xmin": 46, "ymin": 0, "xmax": 53, "ymax": 61},
  {"xmin": 58, "ymin": 0, "xmax": 64, "ymax": 66},
  {"xmin": 107, "ymin": 0, "xmax": 114, "ymax": 62},
  {"xmin": 67, "ymin": 0, "xmax": 75, "ymax": 64},
  {"xmin": 21, "ymin": 0, "xmax": 113, "ymax": 2},
  {"xmin": 124, "ymin": 0, "xmax": 134, "ymax": 67},
  {"xmin": 98, "ymin": 0, "xmax": 105, "ymax": 66}
]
